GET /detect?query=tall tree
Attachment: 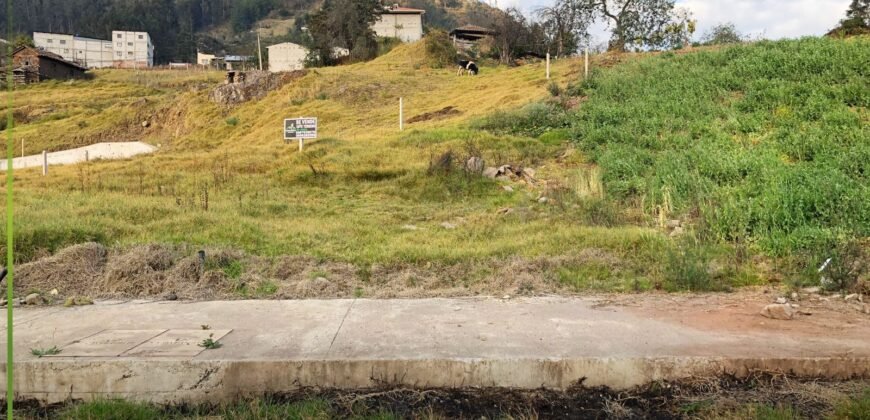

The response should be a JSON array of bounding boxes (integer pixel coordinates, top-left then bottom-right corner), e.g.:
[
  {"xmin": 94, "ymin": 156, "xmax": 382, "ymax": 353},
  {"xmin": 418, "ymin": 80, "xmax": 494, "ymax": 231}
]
[
  {"xmin": 568, "ymin": 0, "xmax": 677, "ymax": 51},
  {"xmin": 536, "ymin": 0, "xmax": 593, "ymax": 56},
  {"xmin": 702, "ymin": 22, "xmax": 744, "ymax": 45},
  {"xmin": 305, "ymin": 0, "xmax": 382, "ymax": 65},
  {"xmin": 830, "ymin": 0, "xmax": 870, "ymax": 36}
]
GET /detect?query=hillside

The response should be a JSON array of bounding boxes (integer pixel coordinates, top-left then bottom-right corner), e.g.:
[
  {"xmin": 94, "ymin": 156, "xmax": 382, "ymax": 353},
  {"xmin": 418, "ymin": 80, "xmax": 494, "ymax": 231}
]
[
  {"xmin": 3, "ymin": 0, "xmax": 504, "ymax": 62},
  {"xmin": 4, "ymin": 37, "xmax": 868, "ymax": 301}
]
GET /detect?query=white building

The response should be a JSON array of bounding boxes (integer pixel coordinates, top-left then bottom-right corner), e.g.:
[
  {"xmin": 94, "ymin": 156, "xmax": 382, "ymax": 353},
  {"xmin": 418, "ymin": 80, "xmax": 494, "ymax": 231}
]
[
  {"xmin": 197, "ymin": 51, "xmax": 217, "ymax": 67},
  {"xmin": 33, "ymin": 32, "xmax": 114, "ymax": 68},
  {"xmin": 111, "ymin": 31, "xmax": 154, "ymax": 68},
  {"xmin": 267, "ymin": 42, "xmax": 307, "ymax": 72},
  {"xmin": 372, "ymin": 5, "xmax": 425, "ymax": 42}
]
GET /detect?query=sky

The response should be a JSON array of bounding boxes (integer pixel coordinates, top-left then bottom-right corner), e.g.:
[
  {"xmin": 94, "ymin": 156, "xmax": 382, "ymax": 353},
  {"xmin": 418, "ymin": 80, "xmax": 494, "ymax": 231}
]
[{"xmin": 492, "ymin": 0, "xmax": 852, "ymax": 44}]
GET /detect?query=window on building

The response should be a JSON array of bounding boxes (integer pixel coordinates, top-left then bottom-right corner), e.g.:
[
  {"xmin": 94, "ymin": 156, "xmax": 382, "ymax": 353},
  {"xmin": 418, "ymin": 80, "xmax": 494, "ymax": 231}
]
[
  {"xmin": 47, "ymin": 39, "xmax": 53, "ymax": 43},
  {"xmin": 64, "ymin": 49, "xmax": 69, "ymax": 53},
  {"xmin": 117, "ymin": 42, "xmax": 122, "ymax": 48},
  {"xmin": 116, "ymin": 52, "xmax": 122, "ymax": 57},
  {"xmin": 59, "ymin": 40, "xmax": 67, "ymax": 45},
  {"xmin": 138, "ymin": 35, "xmax": 143, "ymax": 39},
  {"xmin": 127, "ymin": 52, "xmax": 133, "ymax": 56},
  {"xmin": 116, "ymin": 34, "xmax": 122, "ymax": 38},
  {"xmin": 128, "ymin": 42, "xmax": 133, "ymax": 46}
]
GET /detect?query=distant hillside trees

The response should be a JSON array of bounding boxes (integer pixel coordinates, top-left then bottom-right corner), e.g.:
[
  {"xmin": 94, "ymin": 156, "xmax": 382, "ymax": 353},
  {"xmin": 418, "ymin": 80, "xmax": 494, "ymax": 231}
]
[
  {"xmin": 305, "ymin": 0, "xmax": 382, "ymax": 65},
  {"xmin": 536, "ymin": 0, "xmax": 593, "ymax": 56},
  {"xmin": 829, "ymin": 0, "xmax": 870, "ymax": 36}
]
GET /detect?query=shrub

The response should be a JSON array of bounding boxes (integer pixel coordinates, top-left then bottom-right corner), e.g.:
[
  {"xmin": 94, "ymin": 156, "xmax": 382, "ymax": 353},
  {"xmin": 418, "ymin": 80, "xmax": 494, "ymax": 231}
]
[
  {"xmin": 547, "ymin": 81, "xmax": 563, "ymax": 97},
  {"xmin": 225, "ymin": 117, "xmax": 239, "ymax": 126},
  {"xmin": 474, "ymin": 102, "xmax": 570, "ymax": 137},
  {"xmin": 424, "ymin": 30, "xmax": 458, "ymax": 69}
]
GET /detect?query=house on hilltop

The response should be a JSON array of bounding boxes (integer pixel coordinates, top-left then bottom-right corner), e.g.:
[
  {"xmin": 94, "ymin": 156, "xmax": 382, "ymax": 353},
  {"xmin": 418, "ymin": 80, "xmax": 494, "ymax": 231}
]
[
  {"xmin": 12, "ymin": 46, "xmax": 87, "ymax": 85},
  {"xmin": 372, "ymin": 4, "xmax": 425, "ymax": 42},
  {"xmin": 450, "ymin": 25, "xmax": 496, "ymax": 51}
]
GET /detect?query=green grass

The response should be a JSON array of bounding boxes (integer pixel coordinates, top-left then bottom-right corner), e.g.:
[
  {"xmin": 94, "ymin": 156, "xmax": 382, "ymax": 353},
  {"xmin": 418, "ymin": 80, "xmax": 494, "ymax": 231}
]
[{"xmin": 479, "ymin": 37, "xmax": 869, "ymax": 259}]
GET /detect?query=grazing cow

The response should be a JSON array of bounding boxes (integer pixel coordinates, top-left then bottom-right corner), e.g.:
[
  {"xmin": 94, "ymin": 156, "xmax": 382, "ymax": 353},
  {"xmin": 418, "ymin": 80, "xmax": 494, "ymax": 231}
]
[{"xmin": 457, "ymin": 60, "xmax": 479, "ymax": 76}]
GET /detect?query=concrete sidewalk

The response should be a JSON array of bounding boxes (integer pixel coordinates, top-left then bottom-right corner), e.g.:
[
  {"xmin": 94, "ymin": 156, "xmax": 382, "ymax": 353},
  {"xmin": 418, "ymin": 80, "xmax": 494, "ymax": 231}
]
[
  {"xmin": 0, "ymin": 141, "xmax": 156, "ymax": 170},
  {"xmin": 1, "ymin": 297, "xmax": 868, "ymax": 403}
]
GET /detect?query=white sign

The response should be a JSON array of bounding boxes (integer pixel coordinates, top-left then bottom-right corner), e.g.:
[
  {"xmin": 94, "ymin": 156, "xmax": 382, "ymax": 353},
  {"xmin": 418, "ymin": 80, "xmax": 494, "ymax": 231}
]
[{"xmin": 284, "ymin": 118, "xmax": 318, "ymax": 140}]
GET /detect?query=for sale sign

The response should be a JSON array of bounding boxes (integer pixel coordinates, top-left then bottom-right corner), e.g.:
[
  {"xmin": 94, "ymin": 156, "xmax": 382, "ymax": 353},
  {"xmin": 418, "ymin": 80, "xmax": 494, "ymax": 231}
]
[{"xmin": 284, "ymin": 118, "xmax": 318, "ymax": 140}]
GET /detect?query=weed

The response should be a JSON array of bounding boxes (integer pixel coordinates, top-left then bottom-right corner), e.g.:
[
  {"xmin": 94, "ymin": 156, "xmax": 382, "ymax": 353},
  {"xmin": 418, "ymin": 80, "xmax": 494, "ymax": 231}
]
[
  {"xmin": 199, "ymin": 334, "xmax": 222, "ymax": 350},
  {"xmin": 222, "ymin": 260, "xmax": 244, "ymax": 280},
  {"xmin": 353, "ymin": 287, "xmax": 364, "ymax": 298},
  {"xmin": 663, "ymin": 235, "xmax": 719, "ymax": 292},
  {"xmin": 201, "ymin": 325, "xmax": 211, "ymax": 330},
  {"xmin": 31, "ymin": 346, "xmax": 61, "ymax": 358},
  {"xmin": 547, "ymin": 81, "xmax": 563, "ymax": 97},
  {"xmin": 225, "ymin": 116, "xmax": 239, "ymax": 126}
]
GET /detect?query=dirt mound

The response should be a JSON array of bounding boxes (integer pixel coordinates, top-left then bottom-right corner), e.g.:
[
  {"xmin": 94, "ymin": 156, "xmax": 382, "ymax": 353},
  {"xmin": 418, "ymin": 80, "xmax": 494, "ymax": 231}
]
[
  {"xmin": 407, "ymin": 106, "xmax": 462, "ymax": 123},
  {"xmin": 209, "ymin": 70, "xmax": 307, "ymax": 106},
  {"xmin": 16, "ymin": 242, "xmax": 107, "ymax": 296}
]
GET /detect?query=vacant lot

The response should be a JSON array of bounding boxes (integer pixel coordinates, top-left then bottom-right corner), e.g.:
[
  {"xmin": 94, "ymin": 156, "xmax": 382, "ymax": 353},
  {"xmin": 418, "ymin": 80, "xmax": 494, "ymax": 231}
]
[{"xmin": 3, "ymin": 38, "xmax": 868, "ymax": 300}]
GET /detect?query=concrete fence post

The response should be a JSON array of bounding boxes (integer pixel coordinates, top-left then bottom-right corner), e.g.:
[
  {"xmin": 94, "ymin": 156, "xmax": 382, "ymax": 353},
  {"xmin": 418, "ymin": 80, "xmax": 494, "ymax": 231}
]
[
  {"xmin": 42, "ymin": 150, "xmax": 48, "ymax": 176},
  {"xmin": 85, "ymin": 150, "xmax": 89, "ymax": 162},
  {"xmin": 546, "ymin": 53, "xmax": 550, "ymax": 80},
  {"xmin": 584, "ymin": 47, "xmax": 590, "ymax": 80},
  {"xmin": 399, "ymin": 97, "xmax": 404, "ymax": 131}
]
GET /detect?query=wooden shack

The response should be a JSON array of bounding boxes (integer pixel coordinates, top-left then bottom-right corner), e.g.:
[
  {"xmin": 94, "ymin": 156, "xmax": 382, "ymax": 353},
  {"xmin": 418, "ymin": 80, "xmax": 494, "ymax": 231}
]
[{"xmin": 12, "ymin": 46, "xmax": 87, "ymax": 85}]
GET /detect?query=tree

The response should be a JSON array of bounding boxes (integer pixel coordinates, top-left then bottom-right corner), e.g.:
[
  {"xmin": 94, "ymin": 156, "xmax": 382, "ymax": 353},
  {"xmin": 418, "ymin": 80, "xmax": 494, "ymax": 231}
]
[
  {"xmin": 702, "ymin": 23, "xmax": 744, "ymax": 45},
  {"xmin": 829, "ymin": 0, "xmax": 870, "ymax": 36},
  {"xmin": 491, "ymin": 7, "xmax": 542, "ymax": 63},
  {"xmin": 12, "ymin": 35, "xmax": 35, "ymax": 49},
  {"xmin": 306, "ymin": 0, "xmax": 382, "ymax": 65},
  {"xmin": 536, "ymin": 0, "xmax": 594, "ymax": 56},
  {"xmin": 565, "ymin": 0, "xmax": 678, "ymax": 51}
]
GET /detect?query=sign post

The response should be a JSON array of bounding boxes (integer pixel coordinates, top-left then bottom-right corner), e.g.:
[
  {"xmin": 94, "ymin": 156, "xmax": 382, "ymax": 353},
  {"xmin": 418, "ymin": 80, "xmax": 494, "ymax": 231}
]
[
  {"xmin": 284, "ymin": 117, "xmax": 318, "ymax": 152},
  {"xmin": 546, "ymin": 53, "xmax": 550, "ymax": 79}
]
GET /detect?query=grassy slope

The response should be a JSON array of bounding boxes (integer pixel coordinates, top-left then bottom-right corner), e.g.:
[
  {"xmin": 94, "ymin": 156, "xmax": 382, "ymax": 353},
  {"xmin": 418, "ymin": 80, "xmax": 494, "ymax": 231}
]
[
  {"xmin": 6, "ymin": 38, "xmax": 866, "ymax": 293},
  {"xmin": 9, "ymin": 43, "xmax": 661, "ymax": 284}
]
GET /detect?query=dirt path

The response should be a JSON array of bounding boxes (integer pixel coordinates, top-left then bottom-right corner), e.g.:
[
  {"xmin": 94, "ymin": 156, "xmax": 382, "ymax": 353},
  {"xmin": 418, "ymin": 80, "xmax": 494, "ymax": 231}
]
[{"xmin": 0, "ymin": 141, "xmax": 156, "ymax": 170}]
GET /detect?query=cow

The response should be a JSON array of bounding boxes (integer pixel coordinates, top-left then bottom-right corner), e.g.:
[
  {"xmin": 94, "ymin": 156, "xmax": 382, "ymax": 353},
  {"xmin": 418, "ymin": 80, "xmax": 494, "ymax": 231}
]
[{"xmin": 457, "ymin": 59, "xmax": 479, "ymax": 76}]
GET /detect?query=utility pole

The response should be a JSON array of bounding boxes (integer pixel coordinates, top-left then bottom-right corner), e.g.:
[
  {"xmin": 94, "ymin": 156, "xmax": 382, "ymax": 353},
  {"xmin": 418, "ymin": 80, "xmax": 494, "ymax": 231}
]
[{"xmin": 257, "ymin": 32, "xmax": 263, "ymax": 71}]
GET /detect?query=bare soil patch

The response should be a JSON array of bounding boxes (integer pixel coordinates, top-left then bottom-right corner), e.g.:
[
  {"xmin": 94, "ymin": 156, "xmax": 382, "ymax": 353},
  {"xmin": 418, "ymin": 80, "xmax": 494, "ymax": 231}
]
[{"xmin": 407, "ymin": 106, "xmax": 463, "ymax": 123}]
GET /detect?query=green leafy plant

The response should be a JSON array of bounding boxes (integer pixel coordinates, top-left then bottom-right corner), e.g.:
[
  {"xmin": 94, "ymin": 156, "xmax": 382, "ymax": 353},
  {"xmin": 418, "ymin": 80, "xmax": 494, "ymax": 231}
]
[
  {"xmin": 199, "ymin": 334, "xmax": 222, "ymax": 350},
  {"xmin": 31, "ymin": 346, "xmax": 61, "ymax": 357}
]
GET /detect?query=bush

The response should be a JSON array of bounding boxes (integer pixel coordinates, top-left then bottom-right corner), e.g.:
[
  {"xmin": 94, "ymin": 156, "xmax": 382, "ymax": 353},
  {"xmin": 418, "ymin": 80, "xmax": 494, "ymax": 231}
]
[
  {"xmin": 424, "ymin": 30, "xmax": 458, "ymax": 69},
  {"xmin": 225, "ymin": 117, "xmax": 239, "ymax": 126},
  {"xmin": 474, "ymin": 102, "xmax": 570, "ymax": 137}
]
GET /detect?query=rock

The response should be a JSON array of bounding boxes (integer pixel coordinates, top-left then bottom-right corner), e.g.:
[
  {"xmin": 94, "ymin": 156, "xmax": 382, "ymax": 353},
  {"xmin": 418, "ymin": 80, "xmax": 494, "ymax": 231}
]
[
  {"xmin": 775, "ymin": 297, "xmax": 788, "ymax": 304},
  {"xmin": 401, "ymin": 224, "xmax": 419, "ymax": 231},
  {"xmin": 465, "ymin": 157, "xmax": 485, "ymax": 174},
  {"xmin": 482, "ymin": 167, "xmax": 499, "ymax": 179},
  {"xmin": 502, "ymin": 295, "xmax": 511, "ymax": 300},
  {"xmin": 521, "ymin": 168, "xmax": 536, "ymax": 179},
  {"xmin": 538, "ymin": 197, "xmax": 548, "ymax": 204},
  {"xmin": 440, "ymin": 222, "xmax": 457, "ymax": 230},
  {"xmin": 24, "ymin": 293, "xmax": 42, "ymax": 305},
  {"xmin": 666, "ymin": 219, "xmax": 681, "ymax": 229},
  {"xmin": 502, "ymin": 185, "xmax": 514, "ymax": 192},
  {"xmin": 802, "ymin": 287, "xmax": 820, "ymax": 294},
  {"xmin": 760, "ymin": 303, "xmax": 797, "ymax": 320},
  {"xmin": 141, "ymin": 120, "xmax": 150, "ymax": 128},
  {"xmin": 166, "ymin": 292, "xmax": 178, "ymax": 301},
  {"xmin": 49, "ymin": 289, "xmax": 59, "ymax": 296},
  {"xmin": 851, "ymin": 303, "xmax": 869, "ymax": 315},
  {"xmin": 669, "ymin": 226, "xmax": 684, "ymax": 238},
  {"xmin": 790, "ymin": 292, "xmax": 798, "ymax": 300},
  {"xmin": 844, "ymin": 293, "xmax": 859, "ymax": 302}
]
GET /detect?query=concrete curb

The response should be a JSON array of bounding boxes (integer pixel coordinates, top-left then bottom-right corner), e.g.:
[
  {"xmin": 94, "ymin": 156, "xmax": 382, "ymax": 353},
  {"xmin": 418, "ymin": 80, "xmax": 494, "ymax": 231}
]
[{"xmin": 4, "ymin": 357, "xmax": 869, "ymax": 404}]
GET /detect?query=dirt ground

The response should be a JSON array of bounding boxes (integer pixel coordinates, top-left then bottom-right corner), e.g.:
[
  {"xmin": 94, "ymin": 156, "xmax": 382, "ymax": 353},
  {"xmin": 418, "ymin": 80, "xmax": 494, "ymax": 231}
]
[{"xmin": 13, "ymin": 375, "xmax": 870, "ymax": 419}]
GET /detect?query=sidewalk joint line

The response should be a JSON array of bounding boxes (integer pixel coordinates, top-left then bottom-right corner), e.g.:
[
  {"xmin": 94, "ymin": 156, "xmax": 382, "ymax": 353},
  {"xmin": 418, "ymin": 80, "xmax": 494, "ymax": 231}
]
[{"xmin": 327, "ymin": 299, "xmax": 356, "ymax": 355}]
